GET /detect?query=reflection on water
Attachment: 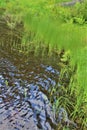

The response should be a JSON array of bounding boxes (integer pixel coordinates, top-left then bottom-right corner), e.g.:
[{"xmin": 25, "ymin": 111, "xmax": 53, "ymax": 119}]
[{"xmin": 0, "ymin": 45, "xmax": 60, "ymax": 130}]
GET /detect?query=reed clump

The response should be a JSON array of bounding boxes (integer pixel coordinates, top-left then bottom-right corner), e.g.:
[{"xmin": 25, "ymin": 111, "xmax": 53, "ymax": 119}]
[{"xmin": 0, "ymin": 0, "xmax": 87, "ymax": 129}]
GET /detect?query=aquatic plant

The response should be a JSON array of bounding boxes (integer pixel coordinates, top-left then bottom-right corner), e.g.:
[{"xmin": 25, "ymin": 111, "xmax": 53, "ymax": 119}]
[{"xmin": 0, "ymin": 0, "xmax": 87, "ymax": 129}]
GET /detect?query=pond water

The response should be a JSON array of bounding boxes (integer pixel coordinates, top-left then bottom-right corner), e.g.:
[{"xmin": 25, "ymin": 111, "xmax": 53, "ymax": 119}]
[
  {"xmin": 0, "ymin": 17, "xmax": 78, "ymax": 130},
  {"xmin": 0, "ymin": 43, "xmax": 61, "ymax": 130}
]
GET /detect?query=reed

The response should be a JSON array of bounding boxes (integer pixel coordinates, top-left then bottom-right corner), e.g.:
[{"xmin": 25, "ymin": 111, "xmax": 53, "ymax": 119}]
[{"xmin": 0, "ymin": 0, "xmax": 87, "ymax": 129}]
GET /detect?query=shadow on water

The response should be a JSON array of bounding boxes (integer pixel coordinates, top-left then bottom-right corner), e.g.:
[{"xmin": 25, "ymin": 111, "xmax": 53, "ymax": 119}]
[{"xmin": 0, "ymin": 30, "xmax": 61, "ymax": 130}]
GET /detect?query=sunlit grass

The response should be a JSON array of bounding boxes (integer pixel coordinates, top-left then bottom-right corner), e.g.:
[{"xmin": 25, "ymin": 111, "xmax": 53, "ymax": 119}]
[{"xmin": 0, "ymin": 0, "xmax": 87, "ymax": 129}]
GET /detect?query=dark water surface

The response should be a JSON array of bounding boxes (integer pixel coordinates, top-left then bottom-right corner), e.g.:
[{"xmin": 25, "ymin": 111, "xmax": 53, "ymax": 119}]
[{"xmin": 0, "ymin": 44, "xmax": 61, "ymax": 130}]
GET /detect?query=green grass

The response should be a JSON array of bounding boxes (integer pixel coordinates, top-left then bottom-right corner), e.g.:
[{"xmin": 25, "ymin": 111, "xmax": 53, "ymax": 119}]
[{"xmin": 0, "ymin": 0, "xmax": 87, "ymax": 129}]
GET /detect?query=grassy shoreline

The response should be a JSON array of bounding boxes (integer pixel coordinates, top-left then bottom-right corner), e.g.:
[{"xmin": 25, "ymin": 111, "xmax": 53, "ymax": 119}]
[{"xmin": 0, "ymin": 0, "xmax": 87, "ymax": 129}]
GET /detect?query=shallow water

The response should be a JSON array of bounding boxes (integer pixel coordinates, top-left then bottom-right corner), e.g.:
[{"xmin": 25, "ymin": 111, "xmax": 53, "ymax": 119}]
[{"xmin": 0, "ymin": 44, "xmax": 61, "ymax": 130}]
